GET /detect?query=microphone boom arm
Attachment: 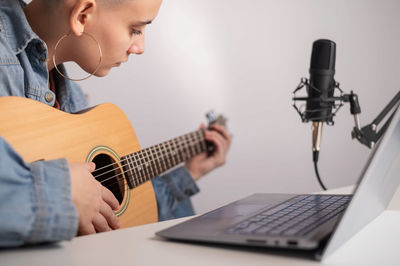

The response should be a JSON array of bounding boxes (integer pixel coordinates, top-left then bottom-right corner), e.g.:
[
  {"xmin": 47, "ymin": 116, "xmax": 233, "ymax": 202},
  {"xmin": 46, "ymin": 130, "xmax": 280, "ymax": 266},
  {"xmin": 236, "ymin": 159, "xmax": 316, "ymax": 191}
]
[
  {"xmin": 351, "ymin": 91, "xmax": 400, "ymax": 149},
  {"xmin": 293, "ymin": 78, "xmax": 400, "ymax": 149}
]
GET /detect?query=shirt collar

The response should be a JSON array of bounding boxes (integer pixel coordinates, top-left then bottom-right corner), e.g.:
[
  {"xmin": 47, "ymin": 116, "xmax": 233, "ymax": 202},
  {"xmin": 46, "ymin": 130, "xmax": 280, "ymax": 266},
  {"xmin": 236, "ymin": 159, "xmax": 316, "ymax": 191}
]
[{"xmin": 0, "ymin": 0, "xmax": 42, "ymax": 55}]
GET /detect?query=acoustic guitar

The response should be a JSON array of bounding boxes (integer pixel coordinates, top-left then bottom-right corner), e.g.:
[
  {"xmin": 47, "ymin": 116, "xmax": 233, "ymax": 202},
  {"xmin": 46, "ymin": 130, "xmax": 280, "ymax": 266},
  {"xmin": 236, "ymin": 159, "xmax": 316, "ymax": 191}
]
[{"xmin": 0, "ymin": 96, "xmax": 226, "ymax": 228}]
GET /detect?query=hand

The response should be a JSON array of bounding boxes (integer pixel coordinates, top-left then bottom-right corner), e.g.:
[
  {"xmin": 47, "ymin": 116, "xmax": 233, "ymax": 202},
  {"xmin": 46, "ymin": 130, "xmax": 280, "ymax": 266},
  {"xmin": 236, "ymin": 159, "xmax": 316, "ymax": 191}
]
[
  {"xmin": 185, "ymin": 124, "xmax": 232, "ymax": 180},
  {"xmin": 69, "ymin": 162, "xmax": 121, "ymax": 235}
]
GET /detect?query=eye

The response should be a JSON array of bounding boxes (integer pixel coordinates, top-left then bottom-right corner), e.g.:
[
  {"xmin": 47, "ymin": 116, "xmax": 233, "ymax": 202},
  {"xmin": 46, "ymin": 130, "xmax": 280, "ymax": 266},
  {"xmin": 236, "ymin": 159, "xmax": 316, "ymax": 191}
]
[{"xmin": 131, "ymin": 28, "xmax": 143, "ymax": 36}]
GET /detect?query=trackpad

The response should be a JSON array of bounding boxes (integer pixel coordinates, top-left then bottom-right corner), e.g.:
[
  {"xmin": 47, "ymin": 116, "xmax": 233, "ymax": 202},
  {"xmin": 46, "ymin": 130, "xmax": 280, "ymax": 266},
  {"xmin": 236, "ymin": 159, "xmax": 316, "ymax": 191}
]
[{"xmin": 203, "ymin": 203, "xmax": 268, "ymax": 219}]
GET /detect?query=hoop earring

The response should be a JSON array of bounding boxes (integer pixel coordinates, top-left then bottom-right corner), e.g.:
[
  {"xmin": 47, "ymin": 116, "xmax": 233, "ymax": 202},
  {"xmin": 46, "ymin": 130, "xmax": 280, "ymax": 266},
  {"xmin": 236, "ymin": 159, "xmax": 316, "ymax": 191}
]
[{"xmin": 53, "ymin": 32, "xmax": 103, "ymax": 82}]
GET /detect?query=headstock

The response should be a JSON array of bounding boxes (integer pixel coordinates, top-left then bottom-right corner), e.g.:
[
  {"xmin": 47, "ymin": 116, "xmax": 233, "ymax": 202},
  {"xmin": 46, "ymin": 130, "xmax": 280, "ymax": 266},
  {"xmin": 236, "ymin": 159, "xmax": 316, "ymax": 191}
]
[
  {"xmin": 205, "ymin": 111, "xmax": 228, "ymax": 155},
  {"xmin": 206, "ymin": 110, "xmax": 227, "ymax": 128}
]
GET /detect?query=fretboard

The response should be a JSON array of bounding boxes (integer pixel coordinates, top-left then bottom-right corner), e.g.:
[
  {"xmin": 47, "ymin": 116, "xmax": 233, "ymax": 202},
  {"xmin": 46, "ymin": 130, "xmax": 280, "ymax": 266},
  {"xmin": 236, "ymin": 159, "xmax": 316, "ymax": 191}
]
[{"xmin": 121, "ymin": 129, "xmax": 208, "ymax": 188}]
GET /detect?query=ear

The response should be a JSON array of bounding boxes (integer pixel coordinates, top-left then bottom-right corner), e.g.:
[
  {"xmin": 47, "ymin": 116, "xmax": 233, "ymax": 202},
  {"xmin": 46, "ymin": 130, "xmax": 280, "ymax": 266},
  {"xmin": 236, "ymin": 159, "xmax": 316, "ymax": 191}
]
[{"xmin": 69, "ymin": 0, "xmax": 97, "ymax": 36}]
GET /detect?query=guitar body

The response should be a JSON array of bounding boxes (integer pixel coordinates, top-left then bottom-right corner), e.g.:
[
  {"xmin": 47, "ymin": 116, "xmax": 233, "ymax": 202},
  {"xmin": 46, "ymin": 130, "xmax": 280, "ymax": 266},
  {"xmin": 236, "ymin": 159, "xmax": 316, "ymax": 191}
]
[{"xmin": 0, "ymin": 96, "xmax": 157, "ymax": 228}]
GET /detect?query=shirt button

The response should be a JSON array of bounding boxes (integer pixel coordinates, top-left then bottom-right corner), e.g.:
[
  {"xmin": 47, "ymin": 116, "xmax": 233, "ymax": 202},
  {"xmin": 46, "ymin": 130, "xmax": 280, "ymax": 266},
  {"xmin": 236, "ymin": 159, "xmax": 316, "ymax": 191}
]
[{"xmin": 45, "ymin": 92, "xmax": 54, "ymax": 103}]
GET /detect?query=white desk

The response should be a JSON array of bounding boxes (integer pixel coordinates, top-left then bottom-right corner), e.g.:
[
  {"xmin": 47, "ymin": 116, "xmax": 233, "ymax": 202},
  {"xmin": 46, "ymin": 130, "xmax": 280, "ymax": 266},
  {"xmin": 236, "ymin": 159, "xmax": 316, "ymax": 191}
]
[{"xmin": 1, "ymin": 187, "xmax": 400, "ymax": 266}]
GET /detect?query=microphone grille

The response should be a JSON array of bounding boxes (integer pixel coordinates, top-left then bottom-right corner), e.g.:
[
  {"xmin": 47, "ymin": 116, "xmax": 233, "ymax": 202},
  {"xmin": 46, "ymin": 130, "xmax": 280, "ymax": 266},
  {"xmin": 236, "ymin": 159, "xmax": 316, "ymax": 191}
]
[{"xmin": 310, "ymin": 39, "xmax": 336, "ymax": 71}]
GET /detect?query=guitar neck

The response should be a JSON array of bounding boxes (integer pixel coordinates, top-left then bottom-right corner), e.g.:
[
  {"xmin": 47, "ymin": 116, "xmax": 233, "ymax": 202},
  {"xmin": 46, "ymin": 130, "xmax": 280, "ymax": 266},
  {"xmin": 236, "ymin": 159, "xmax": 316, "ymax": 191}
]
[{"xmin": 121, "ymin": 129, "xmax": 208, "ymax": 188}]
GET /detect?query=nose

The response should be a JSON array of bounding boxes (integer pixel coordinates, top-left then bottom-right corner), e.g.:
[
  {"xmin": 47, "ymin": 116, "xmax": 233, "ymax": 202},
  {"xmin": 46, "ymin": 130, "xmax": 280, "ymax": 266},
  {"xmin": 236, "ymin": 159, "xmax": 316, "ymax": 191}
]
[{"xmin": 128, "ymin": 36, "xmax": 145, "ymax": 55}]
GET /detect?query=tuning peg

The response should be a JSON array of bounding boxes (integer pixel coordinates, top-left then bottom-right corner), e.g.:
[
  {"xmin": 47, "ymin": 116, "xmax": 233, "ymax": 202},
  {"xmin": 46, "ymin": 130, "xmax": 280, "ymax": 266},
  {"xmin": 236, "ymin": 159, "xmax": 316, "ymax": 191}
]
[{"xmin": 206, "ymin": 110, "xmax": 217, "ymax": 124}]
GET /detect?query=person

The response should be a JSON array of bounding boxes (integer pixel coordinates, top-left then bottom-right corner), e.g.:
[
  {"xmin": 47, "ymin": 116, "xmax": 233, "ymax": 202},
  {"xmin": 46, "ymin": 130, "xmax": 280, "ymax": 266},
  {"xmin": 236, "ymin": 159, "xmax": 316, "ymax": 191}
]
[{"xmin": 0, "ymin": 0, "xmax": 231, "ymax": 247}]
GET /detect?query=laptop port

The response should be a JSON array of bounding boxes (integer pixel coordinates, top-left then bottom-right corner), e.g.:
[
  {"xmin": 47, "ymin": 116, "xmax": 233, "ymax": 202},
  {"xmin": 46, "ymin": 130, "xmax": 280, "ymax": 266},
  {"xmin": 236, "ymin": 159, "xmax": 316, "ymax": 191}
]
[
  {"xmin": 287, "ymin": 240, "xmax": 298, "ymax": 246},
  {"xmin": 246, "ymin": 239, "xmax": 266, "ymax": 245}
]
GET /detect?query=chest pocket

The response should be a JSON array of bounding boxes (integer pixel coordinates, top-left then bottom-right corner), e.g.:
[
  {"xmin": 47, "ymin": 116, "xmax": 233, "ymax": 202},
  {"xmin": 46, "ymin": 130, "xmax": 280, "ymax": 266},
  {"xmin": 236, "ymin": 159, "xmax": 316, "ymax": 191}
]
[
  {"xmin": 0, "ymin": 32, "xmax": 19, "ymax": 65},
  {"xmin": 0, "ymin": 32, "xmax": 26, "ymax": 97}
]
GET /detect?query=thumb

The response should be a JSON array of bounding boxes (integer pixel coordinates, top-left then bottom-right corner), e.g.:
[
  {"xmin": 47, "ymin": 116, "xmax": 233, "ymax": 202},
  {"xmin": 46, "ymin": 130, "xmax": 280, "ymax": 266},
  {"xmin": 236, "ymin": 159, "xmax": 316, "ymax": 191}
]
[{"xmin": 88, "ymin": 162, "xmax": 96, "ymax": 173}]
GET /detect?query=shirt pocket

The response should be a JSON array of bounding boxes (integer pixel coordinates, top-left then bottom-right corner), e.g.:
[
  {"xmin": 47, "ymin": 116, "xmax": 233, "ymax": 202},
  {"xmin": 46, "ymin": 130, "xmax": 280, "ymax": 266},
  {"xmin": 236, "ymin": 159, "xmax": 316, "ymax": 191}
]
[
  {"xmin": 0, "ymin": 33, "xmax": 19, "ymax": 65},
  {"xmin": 0, "ymin": 38, "xmax": 25, "ymax": 97}
]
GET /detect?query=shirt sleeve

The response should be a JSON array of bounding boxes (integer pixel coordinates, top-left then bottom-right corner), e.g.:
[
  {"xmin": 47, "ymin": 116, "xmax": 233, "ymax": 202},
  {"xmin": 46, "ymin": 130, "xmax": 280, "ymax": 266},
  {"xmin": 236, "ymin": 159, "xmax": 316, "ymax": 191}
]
[
  {"xmin": 0, "ymin": 137, "xmax": 78, "ymax": 247},
  {"xmin": 151, "ymin": 166, "xmax": 200, "ymax": 221}
]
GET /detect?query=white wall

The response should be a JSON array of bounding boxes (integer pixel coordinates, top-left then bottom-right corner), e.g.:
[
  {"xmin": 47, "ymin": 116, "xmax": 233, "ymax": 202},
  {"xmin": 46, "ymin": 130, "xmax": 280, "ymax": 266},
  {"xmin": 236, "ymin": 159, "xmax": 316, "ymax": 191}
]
[{"xmin": 69, "ymin": 0, "xmax": 400, "ymax": 214}]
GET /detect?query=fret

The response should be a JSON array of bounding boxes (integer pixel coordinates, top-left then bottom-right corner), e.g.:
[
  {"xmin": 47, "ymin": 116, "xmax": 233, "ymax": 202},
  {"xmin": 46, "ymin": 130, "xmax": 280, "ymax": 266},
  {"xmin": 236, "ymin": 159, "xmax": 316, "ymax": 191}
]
[
  {"xmin": 127, "ymin": 155, "xmax": 138, "ymax": 187},
  {"xmin": 155, "ymin": 144, "xmax": 163, "ymax": 174},
  {"xmin": 186, "ymin": 133, "xmax": 195, "ymax": 157},
  {"xmin": 180, "ymin": 135, "xmax": 187, "ymax": 158},
  {"xmin": 120, "ymin": 156, "xmax": 133, "ymax": 188},
  {"xmin": 192, "ymin": 132, "xmax": 200, "ymax": 154},
  {"xmin": 131, "ymin": 153, "xmax": 141, "ymax": 186},
  {"xmin": 142, "ymin": 149, "xmax": 151, "ymax": 179},
  {"xmin": 171, "ymin": 140, "xmax": 179, "ymax": 166},
  {"xmin": 145, "ymin": 148, "xmax": 156, "ymax": 179},
  {"xmin": 171, "ymin": 139, "xmax": 180, "ymax": 164},
  {"xmin": 200, "ymin": 130, "xmax": 207, "ymax": 150},
  {"xmin": 134, "ymin": 152, "xmax": 145, "ymax": 185},
  {"xmin": 163, "ymin": 141, "xmax": 171, "ymax": 168},
  {"xmin": 153, "ymin": 146, "xmax": 163, "ymax": 176},
  {"xmin": 140, "ymin": 150, "xmax": 149, "ymax": 183},
  {"xmin": 120, "ymin": 127, "xmax": 217, "ymax": 188},
  {"xmin": 162, "ymin": 142, "xmax": 172, "ymax": 170},
  {"xmin": 198, "ymin": 130, "xmax": 206, "ymax": 152},
  {"xmin": 140, "ymin": 150, "xmax": 151, "ymax": 183},
  {"xmin": 146, "ymin": 147, "xmax": 156, "ymax": 178},
  {"xmin": 192, "ymin": 132, "xmax": 199, "ymax": 154},
  {"xmin": 180, "ymin": 135, "xmax": 189, "ymax": 161},
  {"xmin": 173, "ymin": 138, "xmax": 182, "ymax": 162},
  {"xmin": 169, "ymin": 141, "xmax": 176, "ymax": 167},
  {"xmin": 196, "ymin": 130, "xmax": 205, "ymax": 153},
  {"xmin": 168, "ymin": 141, "xmax": 176, "ymax": 166},
  {"xmin": 176, "ymin": 136, "xmax": 184, "ymax": 161},
  {"xmin": 159, "ymin": 143, "xmax": 168, "ymax": 173},
  {"xmin": 125, "ymin": 155, "xmax": 136, "ymax": 188}
]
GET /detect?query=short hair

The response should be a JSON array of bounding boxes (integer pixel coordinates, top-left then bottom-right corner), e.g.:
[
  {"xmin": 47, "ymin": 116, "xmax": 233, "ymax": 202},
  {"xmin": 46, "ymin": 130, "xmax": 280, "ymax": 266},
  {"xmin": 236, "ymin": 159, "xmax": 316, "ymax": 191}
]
[{"xmin": 42, "ymin": 0, "xmax": 129, "ymax": 8}]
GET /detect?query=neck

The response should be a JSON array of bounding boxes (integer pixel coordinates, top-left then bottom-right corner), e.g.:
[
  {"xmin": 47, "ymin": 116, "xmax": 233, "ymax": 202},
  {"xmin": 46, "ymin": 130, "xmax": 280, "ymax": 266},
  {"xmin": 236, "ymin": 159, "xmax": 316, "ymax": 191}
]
[
  {"xmin": 121, "ymin": 129, "xmax": 209, "ymax": 189},
  {"xmin": 24, "ymin": 1, "xmax": 69, "ymax": 71}
]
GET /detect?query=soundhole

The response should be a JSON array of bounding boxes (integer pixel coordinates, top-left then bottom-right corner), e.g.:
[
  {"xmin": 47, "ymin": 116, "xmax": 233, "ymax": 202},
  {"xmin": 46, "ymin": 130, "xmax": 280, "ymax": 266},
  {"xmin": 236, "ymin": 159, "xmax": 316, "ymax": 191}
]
[{"xmin": 92, "ymin": 154, "xmax": 125, "ymax": 204}]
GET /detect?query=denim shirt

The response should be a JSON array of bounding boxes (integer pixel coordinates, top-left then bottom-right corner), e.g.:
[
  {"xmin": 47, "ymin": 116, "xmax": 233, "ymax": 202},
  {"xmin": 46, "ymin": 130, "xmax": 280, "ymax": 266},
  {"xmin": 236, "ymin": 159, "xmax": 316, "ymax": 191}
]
[{"xmin": 0, "ymin": 0, "xmax": 198, "ymax": 247}]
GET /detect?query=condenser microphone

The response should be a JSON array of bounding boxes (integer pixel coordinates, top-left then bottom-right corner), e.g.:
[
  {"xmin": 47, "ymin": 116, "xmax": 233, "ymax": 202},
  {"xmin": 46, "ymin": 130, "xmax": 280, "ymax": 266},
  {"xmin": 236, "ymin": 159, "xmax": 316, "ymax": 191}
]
[
  {"xmin": 306, "ymin": 39, "xmax": 337, "ymax": 162},
  {"xmin": 292, "ymin": 39, "xmax": 370, "ymax": 191}
]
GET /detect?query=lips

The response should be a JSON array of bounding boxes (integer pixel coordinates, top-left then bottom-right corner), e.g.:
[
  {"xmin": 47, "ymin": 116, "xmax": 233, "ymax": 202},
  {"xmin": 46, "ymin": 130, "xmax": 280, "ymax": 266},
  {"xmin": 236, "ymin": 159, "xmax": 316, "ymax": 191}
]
[{"xmin": 115, "ymin": 60, "xmax": 128, "ymax": 67}]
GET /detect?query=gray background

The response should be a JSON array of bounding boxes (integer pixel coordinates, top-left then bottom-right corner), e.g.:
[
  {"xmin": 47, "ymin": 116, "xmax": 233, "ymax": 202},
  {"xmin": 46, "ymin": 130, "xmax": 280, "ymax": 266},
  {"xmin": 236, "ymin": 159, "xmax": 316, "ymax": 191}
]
[{"xmin": 66, "ymin": 0, "xmax": 400, "ymax": 214}]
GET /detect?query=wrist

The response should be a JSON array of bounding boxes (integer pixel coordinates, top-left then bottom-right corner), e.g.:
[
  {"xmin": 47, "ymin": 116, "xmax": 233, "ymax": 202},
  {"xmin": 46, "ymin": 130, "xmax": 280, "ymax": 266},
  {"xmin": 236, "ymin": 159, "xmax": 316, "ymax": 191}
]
[{"xmin": 185, "ymin": 163, "xmax": 203, "ymax": 181}]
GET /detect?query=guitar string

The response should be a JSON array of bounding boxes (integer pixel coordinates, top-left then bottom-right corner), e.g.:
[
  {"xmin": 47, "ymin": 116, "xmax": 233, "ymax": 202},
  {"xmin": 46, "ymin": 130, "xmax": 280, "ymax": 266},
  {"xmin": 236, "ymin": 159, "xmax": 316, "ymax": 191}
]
[
  {"xmin": 93, "ymin": 131, "xmax": 205, "ymax": 181},
  {"xmin": 91, "ymin": 129, "xmax": 204, "ymax": 175},
  {"xmin": 97, "ymin": 135, "xmax": 206, "ymax": 186},
  {"xmin": 98, "ymin": 140, "xmax": 207, "ymax": 196},
  {"xmin": 98, "ymin": 139, "xmax": 206, "ymax": 189},
  {"xmin": 105, "ymin": 140, "xmax": 208, "ymax": 197}
]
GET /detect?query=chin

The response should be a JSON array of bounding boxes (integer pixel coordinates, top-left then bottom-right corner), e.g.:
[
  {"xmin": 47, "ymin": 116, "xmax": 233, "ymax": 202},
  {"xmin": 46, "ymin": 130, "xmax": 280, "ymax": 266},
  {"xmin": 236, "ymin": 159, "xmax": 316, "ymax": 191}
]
[{"xmin": 94, "ymin": 68, "xmax": 111, "ymax": 77}]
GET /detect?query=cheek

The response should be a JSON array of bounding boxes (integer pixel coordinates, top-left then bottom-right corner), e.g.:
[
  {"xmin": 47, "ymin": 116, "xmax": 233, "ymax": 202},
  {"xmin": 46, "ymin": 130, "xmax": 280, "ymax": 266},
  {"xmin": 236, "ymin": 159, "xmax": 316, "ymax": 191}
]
[
  {"xmin": 100, "ymin": 35, "xmax": 132, "ymax": 61},
  {"xmin": 72, "ymin": 34, "xmax": 103, "ymax": 73}
]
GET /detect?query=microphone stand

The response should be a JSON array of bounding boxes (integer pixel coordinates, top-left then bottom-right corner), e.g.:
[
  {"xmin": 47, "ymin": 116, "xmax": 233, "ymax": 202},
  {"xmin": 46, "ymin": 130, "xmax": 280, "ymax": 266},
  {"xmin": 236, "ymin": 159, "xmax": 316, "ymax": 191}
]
[
  {"xmin": 293, "ymin": 78, "xmax": 400, "ymax": 190},
  {"xmin": 350, "ymin": 91, "xmax": 400, "ymax": 149}
]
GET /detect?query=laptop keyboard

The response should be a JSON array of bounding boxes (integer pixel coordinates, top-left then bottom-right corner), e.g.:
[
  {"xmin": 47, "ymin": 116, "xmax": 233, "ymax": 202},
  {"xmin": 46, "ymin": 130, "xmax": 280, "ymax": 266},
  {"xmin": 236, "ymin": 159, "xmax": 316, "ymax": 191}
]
[{"xmin": 227, "ymin": 195, "xmax": 352, "ymax": 237}]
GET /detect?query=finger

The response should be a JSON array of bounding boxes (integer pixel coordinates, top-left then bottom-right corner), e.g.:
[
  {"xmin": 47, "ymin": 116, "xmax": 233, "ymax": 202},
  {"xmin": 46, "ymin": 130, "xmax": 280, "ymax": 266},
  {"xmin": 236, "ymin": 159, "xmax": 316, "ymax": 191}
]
[
  {"xmin": 88, "ymin": 162, "xmax": 96, "ymax": 173},
  {"xmin": 101, "ymin": 185, "xmax": 120, "ymax": 211},
  {"xmin": 205, "ymin": 130, "xmax": 226, "ymax": 155},
  {"xmin": 213, "ymin": 125, "xmax": 232, "ymax": 150},
  {"xmin": 100, "ymin": 201, "xmax": 121, "ymax": 230},
  {"xmin": 199, "ymin": 123, "xmax": 206, "ymax": 129},
  {"xmin": 78, "ymin": 223, "xmax": 96, "ymax": 236},
  {"xmin": 92, "ymin": 213, "xmax": 112, "ymax": 233},
  {"xmin": 206, "ymin": 129, "xmax": 227, "ymax": 148},
  {"xmin": 210, "ymin": 124, "xmax": 231, "ymax": 142}
]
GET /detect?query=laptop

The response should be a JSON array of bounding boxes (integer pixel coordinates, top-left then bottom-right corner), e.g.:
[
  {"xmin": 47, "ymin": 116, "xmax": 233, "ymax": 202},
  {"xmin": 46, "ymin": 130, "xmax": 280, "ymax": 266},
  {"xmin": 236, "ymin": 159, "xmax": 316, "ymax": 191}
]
[{"xmin": 156, "ymin": 104, "xmax": 400, "ymax": 261}]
